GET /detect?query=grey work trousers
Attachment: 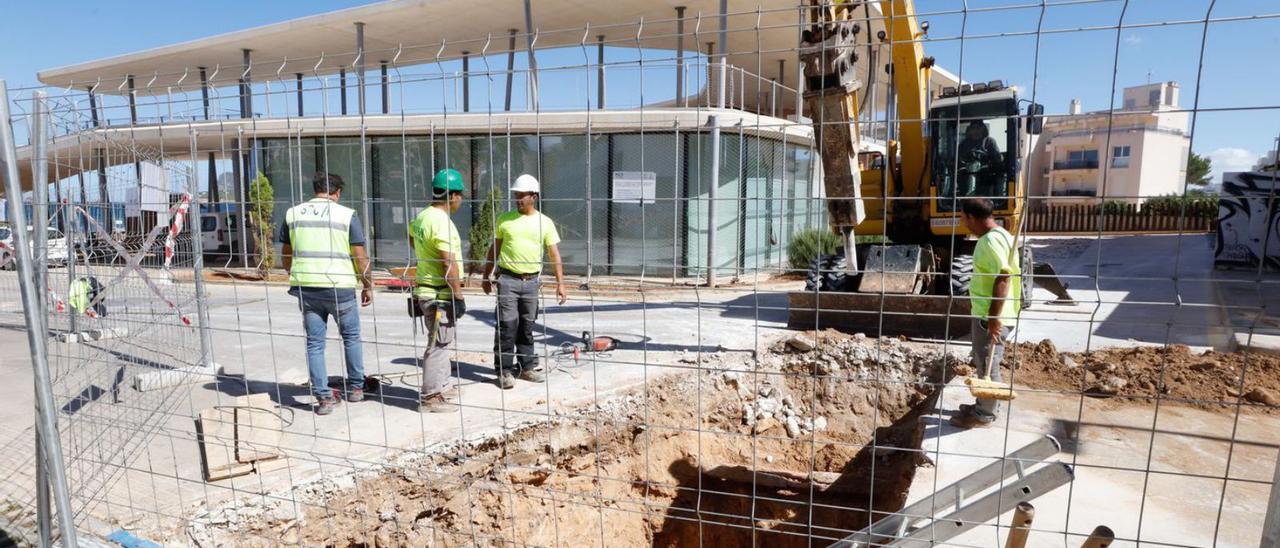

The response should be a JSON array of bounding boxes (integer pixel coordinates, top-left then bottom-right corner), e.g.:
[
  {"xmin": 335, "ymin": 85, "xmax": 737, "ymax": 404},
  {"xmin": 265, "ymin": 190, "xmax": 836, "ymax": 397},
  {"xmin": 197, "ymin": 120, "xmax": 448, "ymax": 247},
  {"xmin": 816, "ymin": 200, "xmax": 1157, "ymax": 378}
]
[
  {"xmin": 494, "ymin": 273, "xmax": 540, "ymax": 373},
  {"xmin": 419, "ymin": 299, "xmax": 457, "ymax": 397},
  {"xmin": 971, "ymin": 318, "xmax": 1013, "ymax": 419}
]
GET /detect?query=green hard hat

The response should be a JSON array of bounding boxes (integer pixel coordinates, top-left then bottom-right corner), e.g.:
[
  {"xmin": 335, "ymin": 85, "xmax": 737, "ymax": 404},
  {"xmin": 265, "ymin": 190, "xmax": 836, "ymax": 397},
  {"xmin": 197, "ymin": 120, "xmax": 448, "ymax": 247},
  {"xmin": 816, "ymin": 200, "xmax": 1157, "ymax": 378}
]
[{"xmin": 432, "ymin": 168, "xmax": 466, "ymax": 192}]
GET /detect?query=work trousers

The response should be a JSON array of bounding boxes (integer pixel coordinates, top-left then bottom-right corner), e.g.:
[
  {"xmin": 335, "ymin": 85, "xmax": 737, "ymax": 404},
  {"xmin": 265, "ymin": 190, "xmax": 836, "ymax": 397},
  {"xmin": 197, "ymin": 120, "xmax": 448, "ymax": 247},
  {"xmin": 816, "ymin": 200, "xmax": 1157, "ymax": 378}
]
[
  {"xmin": 494, "ymin": 273, "xmax": 540, "ymax": 373},
  {"xmin": 419, "ymin": 299, "xmax": 458, "ymax": 397}
]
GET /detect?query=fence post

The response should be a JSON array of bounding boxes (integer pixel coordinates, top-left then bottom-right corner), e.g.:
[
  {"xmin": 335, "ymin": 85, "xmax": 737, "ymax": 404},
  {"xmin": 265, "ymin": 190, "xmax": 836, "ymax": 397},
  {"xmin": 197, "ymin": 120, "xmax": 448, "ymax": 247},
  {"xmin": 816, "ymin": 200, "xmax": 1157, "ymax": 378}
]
[
  {"xmin": 0, "ymin": 80, "xmax": 80, "ymax": 547},
  {"xmin": 29, "ymin": 89, "xmax": 55, "ymax": 547},
  {"xmin": 189, "ymin": 131, "xmax": 217, "ymax": 371}
]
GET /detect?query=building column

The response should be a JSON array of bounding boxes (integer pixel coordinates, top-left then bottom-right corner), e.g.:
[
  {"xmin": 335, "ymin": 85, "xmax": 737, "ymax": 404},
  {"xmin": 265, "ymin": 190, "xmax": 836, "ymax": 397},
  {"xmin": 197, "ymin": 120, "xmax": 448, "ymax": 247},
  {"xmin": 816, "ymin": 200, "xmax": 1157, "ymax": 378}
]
[
  {"xmin": 339, "ymin": 68, "xmax": 348, "ymax": 115},
  {"xmin": 86, "ymin": 87, "xmax": 99, "ymax": 128},
  {"xmin": 240, "ymin": 49, "xmax": 253, "ymax": 119},
  {"xmin": 380, "ymin": 61, "xmax": 389, "ymax": 114},
  {"xmin": 199, "ymin": 67, "xmax": 210, "ymax": 120},
  {"xmin": 295, "ymin": 73, "xmax": 304, "ymax": 117},
  {"xmin": 596, "ymin": 36, "xmax": 606, "ymax": 110},
  {"xmin": 208, "ymin": 152, "xmax": 220, "ymax": 204},
  {"xmin": 355, "ymin": 22, "xmax": 366, "ymax": 116},
  {"xmin": 505, "ymin": 29, "xmax": 517, "ymax": 111},
  {"xmin": 675, "ymin": 6, "xmax": 686, "ymax": 104},
  {"xmin": 718, "ymin": 0, "xmax": 728, "ymax": 58},
  {"xmin": 127, "ymin": 75, "xmax": 137, "ymax": 125},
  {"xmin": 95, "ymin": 148, "xmax": 111, "ymax": 231},
  {"xmin": 523, "ymin": 0, "xmax": 539, "ymax": 109},
  {"xmin": 461, "ymin": 51, "xmax": 470, "ymax": 113}
]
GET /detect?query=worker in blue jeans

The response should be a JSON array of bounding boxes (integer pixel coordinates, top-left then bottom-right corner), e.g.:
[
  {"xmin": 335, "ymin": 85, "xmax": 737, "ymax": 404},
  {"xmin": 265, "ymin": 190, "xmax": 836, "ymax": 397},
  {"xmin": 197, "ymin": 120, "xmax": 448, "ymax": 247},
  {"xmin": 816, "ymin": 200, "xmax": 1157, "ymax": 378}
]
[{"xmin": 280, "ymin": 172, "xmax": 373, "ymax": 415}]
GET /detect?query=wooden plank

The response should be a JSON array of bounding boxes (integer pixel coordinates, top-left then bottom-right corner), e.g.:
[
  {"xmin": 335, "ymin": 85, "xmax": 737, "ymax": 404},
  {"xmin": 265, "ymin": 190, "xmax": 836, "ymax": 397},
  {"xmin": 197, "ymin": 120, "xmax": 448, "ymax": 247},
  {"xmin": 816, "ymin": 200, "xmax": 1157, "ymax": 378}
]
[
  {"xmin": 234, "ymin": 393, "xmax": 284, "ymax": 463},
  {"xmin": 197, "ymin": 408, "xmax": 254, "ymax": 482}
]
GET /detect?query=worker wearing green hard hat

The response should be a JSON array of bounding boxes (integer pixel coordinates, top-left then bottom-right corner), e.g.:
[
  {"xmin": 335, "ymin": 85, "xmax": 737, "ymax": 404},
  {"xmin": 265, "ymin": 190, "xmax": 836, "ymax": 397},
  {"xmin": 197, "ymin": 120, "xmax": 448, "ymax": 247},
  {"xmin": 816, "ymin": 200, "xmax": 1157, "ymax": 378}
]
[
  {"xmin": 431, "ymin": 168, "xmax": 466, "ymax": 194},
  {"xmin": 408, "ymin": 168, "xmax": 468, "ymax": 413}
]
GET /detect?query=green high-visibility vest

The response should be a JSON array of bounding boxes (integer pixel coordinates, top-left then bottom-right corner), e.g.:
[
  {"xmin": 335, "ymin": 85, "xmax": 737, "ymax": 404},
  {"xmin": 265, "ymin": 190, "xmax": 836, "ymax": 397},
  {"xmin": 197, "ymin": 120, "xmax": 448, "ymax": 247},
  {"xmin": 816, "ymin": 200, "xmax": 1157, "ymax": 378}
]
[{"xmin": 286, "ymin": 198, "xmax": 358, "ymax": 288}]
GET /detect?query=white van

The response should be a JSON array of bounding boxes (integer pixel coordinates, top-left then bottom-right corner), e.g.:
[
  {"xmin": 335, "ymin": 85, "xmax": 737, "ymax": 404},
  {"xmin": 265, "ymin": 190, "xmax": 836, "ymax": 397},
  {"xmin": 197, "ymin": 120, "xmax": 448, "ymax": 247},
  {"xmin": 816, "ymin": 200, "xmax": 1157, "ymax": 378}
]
[{"xmin": 199, "ymin": 212, "xmax": 243, "ymax": 254}]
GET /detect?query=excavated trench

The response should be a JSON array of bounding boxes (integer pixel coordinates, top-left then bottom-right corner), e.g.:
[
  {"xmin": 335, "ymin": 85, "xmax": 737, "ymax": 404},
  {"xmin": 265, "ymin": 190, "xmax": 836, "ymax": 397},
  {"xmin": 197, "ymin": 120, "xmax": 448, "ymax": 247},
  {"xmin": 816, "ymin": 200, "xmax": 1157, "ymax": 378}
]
[{"xmin": 221, "ymin": 333, "xmax": 953, "ymax": 547}]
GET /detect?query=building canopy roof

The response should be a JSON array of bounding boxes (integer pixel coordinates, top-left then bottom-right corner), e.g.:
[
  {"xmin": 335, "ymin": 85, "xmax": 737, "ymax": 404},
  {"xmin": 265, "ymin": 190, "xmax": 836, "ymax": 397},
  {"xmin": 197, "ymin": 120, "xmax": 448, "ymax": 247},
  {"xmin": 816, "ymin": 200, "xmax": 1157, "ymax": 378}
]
[{"xmin": 40, "ymin": 0, "xmax": 820, "ymax": 94}]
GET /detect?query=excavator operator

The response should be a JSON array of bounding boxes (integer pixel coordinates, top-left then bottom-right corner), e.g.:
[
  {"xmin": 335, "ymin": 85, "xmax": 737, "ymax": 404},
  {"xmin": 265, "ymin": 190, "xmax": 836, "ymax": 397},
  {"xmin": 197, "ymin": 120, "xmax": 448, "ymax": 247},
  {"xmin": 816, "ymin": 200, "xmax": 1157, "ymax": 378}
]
[{"xmin": 956, "ymin": 120, "xmax": 1003, "ymax": 198}]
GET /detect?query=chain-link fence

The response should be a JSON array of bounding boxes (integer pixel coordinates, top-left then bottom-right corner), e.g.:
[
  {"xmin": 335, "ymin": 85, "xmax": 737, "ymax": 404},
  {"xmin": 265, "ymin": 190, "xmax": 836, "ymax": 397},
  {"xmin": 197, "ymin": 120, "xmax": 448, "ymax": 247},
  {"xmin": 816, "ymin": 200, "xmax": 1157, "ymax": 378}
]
[{"xmin": 2, "ymin": 1, "xmax": 1280, "ymax": 546}]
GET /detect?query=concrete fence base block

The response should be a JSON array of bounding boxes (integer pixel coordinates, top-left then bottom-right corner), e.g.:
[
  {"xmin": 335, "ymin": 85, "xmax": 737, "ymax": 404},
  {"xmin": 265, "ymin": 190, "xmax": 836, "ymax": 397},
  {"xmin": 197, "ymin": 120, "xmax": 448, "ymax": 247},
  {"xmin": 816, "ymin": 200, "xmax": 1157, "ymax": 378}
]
[
  {"xmin": 132, "ymin": 363, "xmax": 222, "ymax": 392},
  {"xmin": 56, "ymin": 327, "xmax": 130, "ymax": 344},
  {"xmin": 1233, "ymin": 332, "xmax": 1280, "ymax": 357}
]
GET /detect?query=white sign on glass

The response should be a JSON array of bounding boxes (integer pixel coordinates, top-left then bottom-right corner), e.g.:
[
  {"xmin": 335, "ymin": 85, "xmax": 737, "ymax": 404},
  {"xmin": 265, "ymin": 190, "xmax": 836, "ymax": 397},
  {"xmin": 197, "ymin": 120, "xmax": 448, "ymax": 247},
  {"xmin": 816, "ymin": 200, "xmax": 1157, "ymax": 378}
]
[{"xmin": 611, "ymin": 171, "xmax": 657, "ymax": 205}]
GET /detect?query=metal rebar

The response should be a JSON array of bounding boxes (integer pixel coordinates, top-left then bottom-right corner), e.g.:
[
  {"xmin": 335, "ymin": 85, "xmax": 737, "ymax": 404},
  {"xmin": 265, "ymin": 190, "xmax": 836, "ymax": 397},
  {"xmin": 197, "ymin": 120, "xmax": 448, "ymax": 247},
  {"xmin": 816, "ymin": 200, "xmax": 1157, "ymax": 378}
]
[{"xmin": 0, "ymin": 80, "xmax": 79, "ymax": 548}]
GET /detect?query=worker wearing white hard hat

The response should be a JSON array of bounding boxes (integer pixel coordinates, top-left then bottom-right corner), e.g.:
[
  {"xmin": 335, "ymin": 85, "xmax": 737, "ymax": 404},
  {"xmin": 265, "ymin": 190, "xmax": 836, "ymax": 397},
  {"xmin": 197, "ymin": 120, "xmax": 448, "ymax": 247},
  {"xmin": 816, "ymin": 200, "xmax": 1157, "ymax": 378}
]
[{"xmin": 482, "ymin": 173, "xmax": 568, "ymax": 389}]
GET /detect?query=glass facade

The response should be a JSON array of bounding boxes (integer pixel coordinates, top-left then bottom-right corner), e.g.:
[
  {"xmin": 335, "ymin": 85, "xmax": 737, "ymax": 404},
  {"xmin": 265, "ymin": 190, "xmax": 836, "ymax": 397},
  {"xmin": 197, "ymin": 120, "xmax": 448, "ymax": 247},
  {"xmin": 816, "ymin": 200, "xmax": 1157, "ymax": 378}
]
[{"xmin": 259, "ymin": 130, "xmax": 818, "ymax": 277}]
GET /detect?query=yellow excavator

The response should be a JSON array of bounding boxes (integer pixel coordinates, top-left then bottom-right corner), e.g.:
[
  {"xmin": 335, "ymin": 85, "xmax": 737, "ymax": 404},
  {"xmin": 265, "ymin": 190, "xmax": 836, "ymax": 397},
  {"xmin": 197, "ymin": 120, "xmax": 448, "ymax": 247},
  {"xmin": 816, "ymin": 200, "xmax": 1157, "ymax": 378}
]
[{"xmin": 790, "ymin": 0, "xmax": 1073, "ymax": 338}]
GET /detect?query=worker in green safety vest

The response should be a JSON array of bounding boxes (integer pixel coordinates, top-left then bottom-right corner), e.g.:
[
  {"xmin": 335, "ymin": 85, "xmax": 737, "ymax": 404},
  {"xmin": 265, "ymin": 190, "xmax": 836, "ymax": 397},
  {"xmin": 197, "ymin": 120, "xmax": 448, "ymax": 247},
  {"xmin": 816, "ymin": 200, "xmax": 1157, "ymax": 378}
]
[
  {"xmin": 408, "ymin": 168, "xmax": 467, "ymax": 413},
  {"xmin": 279, "ymin": 172, "xmax": 373, "ymax": 416}
]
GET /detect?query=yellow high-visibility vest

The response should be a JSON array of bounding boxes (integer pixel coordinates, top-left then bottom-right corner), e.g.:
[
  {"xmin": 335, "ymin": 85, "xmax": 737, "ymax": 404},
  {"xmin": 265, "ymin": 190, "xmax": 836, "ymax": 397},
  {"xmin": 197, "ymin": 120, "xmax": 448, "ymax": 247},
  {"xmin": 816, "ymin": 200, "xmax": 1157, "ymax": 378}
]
[{"xmin": 285, "ymin": 198, "xmax": 358, "ymax": 288}]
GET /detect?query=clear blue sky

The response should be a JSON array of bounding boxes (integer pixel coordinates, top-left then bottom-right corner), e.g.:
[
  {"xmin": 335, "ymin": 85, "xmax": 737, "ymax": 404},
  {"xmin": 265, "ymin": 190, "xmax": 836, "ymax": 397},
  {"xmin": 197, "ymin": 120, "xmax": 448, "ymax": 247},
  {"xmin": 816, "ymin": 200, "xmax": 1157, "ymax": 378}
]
[{"xmin": 2, "ymin": 0, "xmax": 1277, "ymax": 184}]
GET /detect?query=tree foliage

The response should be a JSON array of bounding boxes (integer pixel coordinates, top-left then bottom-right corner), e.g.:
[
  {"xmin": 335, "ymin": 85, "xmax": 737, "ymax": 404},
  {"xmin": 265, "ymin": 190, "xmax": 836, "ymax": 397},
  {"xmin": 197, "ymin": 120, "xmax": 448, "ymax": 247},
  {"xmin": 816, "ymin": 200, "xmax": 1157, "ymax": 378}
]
[
  {"xmin": 248, "ymin": 172, "xmax": 276, "ymax": 273},
  {"xmin": 467, "ymin": 188, "xmax": 504, "ymax": 272},
  {"xmin": 1186, "ymin": 151, "xmax": 1212, "ymax": 186}
]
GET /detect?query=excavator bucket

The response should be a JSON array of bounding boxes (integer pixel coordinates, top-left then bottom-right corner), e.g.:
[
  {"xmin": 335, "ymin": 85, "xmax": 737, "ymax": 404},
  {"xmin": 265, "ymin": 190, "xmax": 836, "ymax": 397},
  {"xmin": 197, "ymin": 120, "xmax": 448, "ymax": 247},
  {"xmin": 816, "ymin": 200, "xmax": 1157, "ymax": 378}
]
[{"xmin": 1031, "ymin": 262, "xmax": 1076, "ymax": 305}]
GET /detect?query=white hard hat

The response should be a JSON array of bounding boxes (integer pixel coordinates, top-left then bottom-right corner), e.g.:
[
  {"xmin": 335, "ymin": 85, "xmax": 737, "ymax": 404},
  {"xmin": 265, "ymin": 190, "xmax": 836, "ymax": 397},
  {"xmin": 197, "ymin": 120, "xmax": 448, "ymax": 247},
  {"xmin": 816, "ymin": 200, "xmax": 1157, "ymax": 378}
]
[{"xmin": 511, "ymin": 173, "xmax": 541, "ymax": 194}]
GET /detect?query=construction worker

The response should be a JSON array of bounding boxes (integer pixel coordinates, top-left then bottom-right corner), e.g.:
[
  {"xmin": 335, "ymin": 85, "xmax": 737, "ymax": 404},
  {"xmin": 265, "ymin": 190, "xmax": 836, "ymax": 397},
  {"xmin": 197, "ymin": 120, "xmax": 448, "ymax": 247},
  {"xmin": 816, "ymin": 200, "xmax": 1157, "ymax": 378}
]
[
  {"xmin": 280, "ymin": 172, "xmax": 373, "ymax": 416},
  {"xmin": 481, "ymin": 174, "xmax": 567, "ymax": 389},
  {"xmin": 951, "ymin": 197, "xmax": 1022, "ymax": 429},
  {"xmin": 409, "ymin": 168, "xmax": 467, "ymax": 412},
  {"xmin": 956, "ymin": 120, "xmax": 1004, "ymax": 198}
]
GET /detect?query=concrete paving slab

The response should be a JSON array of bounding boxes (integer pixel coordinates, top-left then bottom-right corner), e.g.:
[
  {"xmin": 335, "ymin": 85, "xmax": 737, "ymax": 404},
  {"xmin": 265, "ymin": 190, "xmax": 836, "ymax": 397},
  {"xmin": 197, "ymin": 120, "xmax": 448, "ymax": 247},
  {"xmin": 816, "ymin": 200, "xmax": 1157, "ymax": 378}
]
[{"xmin": 908, "ymin": 378, "xmax": 1277, "ymax": 547}]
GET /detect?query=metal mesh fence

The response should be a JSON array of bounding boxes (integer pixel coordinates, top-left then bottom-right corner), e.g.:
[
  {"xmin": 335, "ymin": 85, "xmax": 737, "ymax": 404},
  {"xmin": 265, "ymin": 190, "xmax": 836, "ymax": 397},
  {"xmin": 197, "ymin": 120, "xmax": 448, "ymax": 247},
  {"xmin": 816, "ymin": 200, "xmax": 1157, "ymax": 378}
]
[{"xmin": 0, "ymin": 1, "xmax": 1278, "ymax": 547}]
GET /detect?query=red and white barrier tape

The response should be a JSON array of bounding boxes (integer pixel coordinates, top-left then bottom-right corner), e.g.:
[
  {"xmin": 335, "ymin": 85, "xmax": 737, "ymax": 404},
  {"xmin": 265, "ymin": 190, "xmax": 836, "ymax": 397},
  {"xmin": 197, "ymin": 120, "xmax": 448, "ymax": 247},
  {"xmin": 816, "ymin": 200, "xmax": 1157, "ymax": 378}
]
[{"xmin": 164, "ymin": 193, "xmax": 192, "ymax": 271}]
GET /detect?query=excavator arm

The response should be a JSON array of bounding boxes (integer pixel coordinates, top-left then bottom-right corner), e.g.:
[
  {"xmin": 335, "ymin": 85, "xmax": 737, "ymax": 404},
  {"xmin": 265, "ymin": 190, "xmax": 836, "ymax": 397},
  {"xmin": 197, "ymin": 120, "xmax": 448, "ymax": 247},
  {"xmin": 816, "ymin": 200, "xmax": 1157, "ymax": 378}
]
[
  {"xmin": 800, "ymin": 0, "xmax": 868, "ymax": 263},
  {"xmin": 801, "ymin": 0, "xmax": 935, "ymax": 246}
]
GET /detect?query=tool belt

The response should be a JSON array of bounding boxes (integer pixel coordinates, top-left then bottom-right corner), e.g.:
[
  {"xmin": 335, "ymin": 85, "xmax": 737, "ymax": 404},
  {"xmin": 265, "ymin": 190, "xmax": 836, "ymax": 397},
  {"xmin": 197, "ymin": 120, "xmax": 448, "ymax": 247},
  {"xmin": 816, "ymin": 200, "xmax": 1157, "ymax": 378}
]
[{"xmin": 407, "ymin": 282, "xmax": 449, "ymax": 318}]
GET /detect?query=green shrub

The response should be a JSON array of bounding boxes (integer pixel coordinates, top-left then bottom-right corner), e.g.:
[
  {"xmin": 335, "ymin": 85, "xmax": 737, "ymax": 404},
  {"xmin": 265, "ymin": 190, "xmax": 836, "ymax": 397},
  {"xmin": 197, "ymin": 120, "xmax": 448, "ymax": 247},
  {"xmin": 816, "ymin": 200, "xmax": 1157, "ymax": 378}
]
[
  {"xmin": 467, "ymin": 187, "xmax": 504, "ymax": 272},
  {"xmin": 1143, "ymin": 193, "xmax": 1219, "ymax": 218},
  {"xmin": 788, "ymin": 228, "xmax": 842, "ymax": 271}
]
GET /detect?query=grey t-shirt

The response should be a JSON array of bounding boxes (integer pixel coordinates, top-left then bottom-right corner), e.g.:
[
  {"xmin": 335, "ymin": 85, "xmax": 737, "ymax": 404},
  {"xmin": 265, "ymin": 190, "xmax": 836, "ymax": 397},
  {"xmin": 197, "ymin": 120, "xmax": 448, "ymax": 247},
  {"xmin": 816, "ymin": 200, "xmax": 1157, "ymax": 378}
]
[{"xmin": 279, "ymin": 213, "xmax": 366, "ymax": 302}]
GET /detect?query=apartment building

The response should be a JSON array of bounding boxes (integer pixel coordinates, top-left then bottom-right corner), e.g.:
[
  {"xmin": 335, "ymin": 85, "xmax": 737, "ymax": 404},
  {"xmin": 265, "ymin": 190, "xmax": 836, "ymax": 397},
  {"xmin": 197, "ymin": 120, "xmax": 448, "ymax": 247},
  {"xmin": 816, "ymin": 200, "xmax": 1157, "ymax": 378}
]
[{"xmin": 1028, "ymin": 81, "xmax": 1191, "ymax": 207}]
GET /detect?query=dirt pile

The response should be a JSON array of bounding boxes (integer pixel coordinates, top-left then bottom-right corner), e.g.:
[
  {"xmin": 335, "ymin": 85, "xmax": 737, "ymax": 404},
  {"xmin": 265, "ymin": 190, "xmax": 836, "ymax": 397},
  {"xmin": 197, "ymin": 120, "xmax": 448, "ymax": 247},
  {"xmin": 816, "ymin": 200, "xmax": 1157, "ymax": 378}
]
[
  {"xmin": 1008, "ymin": 340, "xmax": 1280, "ymax": 410},
  {"xmin": 195, "ymin": 333, "xmax": 953, "ymax": 547}
]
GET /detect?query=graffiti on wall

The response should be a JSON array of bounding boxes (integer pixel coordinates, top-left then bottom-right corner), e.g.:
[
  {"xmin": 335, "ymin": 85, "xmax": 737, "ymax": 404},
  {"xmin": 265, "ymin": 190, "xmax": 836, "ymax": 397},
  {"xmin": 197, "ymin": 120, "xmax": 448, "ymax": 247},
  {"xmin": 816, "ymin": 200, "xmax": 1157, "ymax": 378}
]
[{"xmin": 1216, "ymin": 171, "xmax": 1280, "ymax": 270}]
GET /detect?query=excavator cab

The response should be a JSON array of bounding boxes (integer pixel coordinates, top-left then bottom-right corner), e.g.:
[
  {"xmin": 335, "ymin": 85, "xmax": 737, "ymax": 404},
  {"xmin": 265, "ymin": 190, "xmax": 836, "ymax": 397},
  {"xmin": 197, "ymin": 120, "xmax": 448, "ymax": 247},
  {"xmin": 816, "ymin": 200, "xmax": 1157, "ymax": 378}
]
[{"xmin": 927, "ymin": 85, "xmax": 1024, "ymax": 230}]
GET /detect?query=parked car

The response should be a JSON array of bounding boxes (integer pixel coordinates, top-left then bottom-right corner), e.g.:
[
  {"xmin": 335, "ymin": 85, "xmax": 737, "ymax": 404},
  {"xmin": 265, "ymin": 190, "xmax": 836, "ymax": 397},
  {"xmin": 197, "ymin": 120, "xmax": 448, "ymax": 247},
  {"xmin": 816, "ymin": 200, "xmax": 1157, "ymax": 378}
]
[{"xmin": 0, "ymin": 225, "xmax": 69, "ymax": 270}]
